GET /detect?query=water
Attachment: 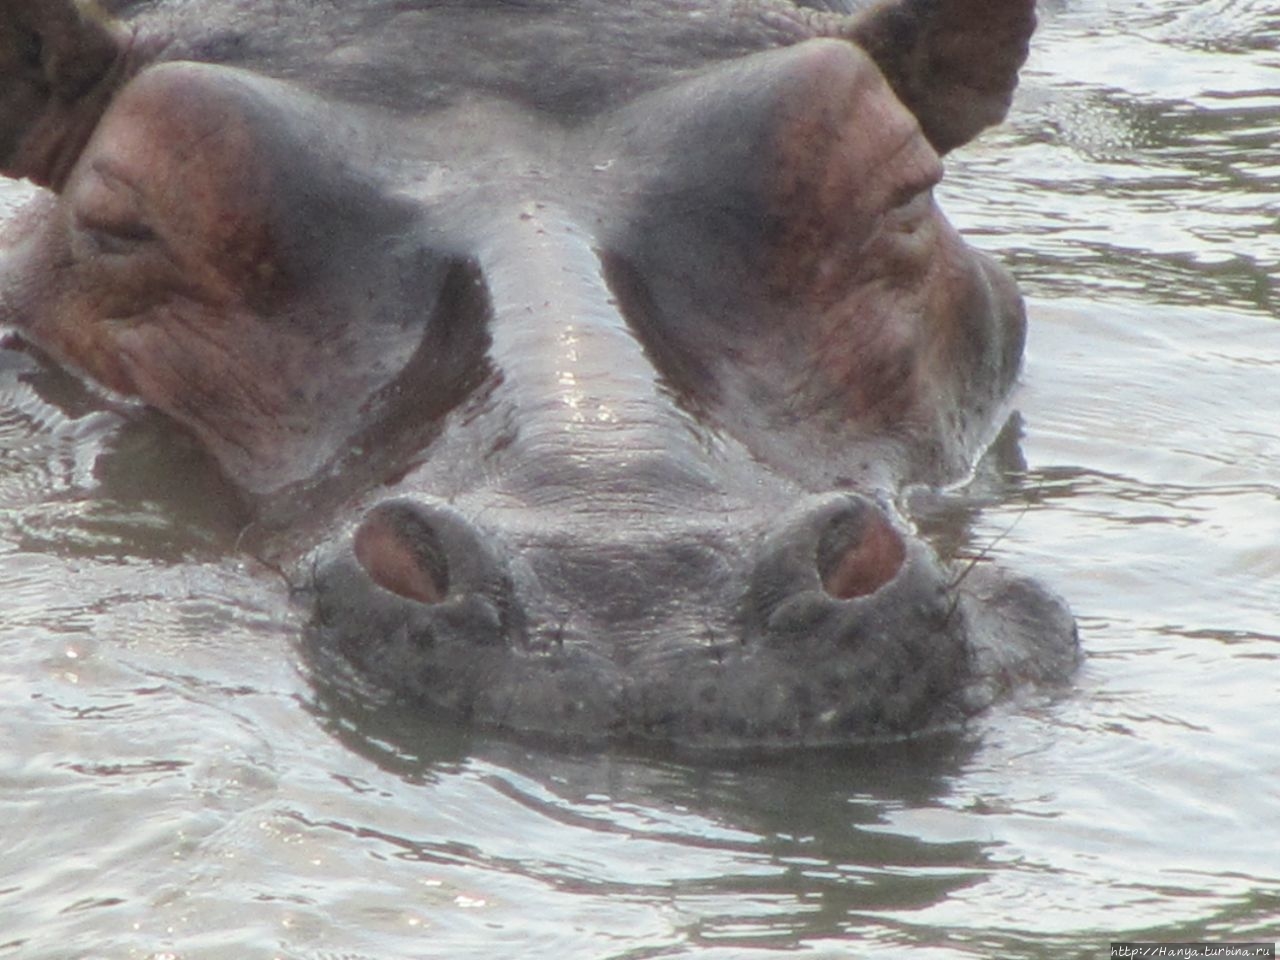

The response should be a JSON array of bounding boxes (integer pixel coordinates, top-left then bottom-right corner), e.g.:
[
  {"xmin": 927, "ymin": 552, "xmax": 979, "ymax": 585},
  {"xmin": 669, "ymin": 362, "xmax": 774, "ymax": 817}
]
[{"xmin": 2, "ymin": 1, "xmax": 1278, "ymax": 956}]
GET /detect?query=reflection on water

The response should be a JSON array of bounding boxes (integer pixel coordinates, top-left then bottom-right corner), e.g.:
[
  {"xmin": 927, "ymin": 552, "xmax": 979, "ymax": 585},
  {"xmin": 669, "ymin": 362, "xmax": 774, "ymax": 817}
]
[
  {"xmin": 947, "ymin": 0, "xmax": 1279, "ymax": 317},
  {"xmin": 2, "ymin": 1, "xmax": 1278, "ymax": 957}
]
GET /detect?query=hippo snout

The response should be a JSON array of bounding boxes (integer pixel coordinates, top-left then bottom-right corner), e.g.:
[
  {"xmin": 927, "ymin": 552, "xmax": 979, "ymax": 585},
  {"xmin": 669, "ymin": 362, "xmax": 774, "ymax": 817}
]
[{"xmin": 307, "ymin": 491, "xmax": 1037, "ymax": 746}]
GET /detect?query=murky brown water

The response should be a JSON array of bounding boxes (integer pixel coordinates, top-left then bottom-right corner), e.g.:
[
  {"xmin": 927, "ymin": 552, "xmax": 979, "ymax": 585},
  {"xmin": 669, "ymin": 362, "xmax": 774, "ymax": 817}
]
[{"xmin": 2, "ymin": 1, "xmax": 1277, "ymax": 957}]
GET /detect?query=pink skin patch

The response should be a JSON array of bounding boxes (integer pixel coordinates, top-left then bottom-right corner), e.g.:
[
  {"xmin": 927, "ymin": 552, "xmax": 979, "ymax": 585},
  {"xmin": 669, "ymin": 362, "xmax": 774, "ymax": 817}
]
[
  {"xmin": 820, "ymin": 511, "xmax": 906, "ymax": 600},
  {"xmin": 353, "ymin": 510, "xmax": 448, "ymax": 605}
]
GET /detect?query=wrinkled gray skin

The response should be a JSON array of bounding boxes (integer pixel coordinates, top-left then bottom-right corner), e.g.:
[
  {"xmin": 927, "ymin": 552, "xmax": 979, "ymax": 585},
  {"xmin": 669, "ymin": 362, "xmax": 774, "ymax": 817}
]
[{"xmin": 0, "ymin": 0, "xmax": 1078, "ymax": 747}]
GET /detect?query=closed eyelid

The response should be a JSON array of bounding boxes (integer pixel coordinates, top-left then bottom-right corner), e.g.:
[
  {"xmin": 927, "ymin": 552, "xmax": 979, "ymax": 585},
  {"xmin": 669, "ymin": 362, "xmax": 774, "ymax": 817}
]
[{"xmin": 71, "ymin": 159, "xmax": 151, "ymax": 229}]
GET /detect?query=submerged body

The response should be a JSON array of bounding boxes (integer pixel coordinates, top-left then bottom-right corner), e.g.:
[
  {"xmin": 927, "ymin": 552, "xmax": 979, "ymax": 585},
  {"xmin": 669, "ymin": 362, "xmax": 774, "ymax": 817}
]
[{"xmin": 0, "ymin": 0, "xmax": 1077, "ymax": 746}]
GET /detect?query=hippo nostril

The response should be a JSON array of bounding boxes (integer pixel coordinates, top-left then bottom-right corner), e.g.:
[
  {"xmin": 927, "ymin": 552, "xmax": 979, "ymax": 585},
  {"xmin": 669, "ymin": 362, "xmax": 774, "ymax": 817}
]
[
  {"xmin": 815, "ymin": 503, "xmax": 907, "ymax": 600},
  {"xmin": 353, "ymin": 503, "xmax": 450, "ymax": 604},
  {"xmin": 749, "ymin": 494, "xmax": 914, "ymax": 642}
]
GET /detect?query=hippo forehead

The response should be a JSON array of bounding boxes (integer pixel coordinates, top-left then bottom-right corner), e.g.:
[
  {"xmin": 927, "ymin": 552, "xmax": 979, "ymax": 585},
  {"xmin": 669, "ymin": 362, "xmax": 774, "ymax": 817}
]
[{"xmin": 156, "ymin": 0, "xmax": 824, "ymax": 118}]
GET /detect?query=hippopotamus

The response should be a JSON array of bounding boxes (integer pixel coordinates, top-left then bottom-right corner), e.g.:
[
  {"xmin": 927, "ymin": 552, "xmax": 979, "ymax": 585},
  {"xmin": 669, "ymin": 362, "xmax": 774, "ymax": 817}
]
[{"xmin": 0, "ymin": 0, "xmax": 1078, "ymax": 747}]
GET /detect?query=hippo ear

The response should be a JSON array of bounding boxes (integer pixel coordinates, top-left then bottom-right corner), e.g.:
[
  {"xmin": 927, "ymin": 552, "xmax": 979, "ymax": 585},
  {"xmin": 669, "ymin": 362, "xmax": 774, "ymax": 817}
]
[
  {"xmin": 835, "ymin": 0, "xmax": 1036, "ymax": 153},
  {"xmin": 0, "ymin": 0, "xmax": 130, "ymax": 188}
]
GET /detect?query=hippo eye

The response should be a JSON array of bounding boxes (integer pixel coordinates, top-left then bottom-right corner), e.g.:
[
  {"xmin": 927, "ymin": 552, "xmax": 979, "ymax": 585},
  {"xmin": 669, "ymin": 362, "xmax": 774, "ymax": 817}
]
[
  {"xmin": 77, "ymin": 213, "xmax": 158, "ymax": 255},
  {"xmin": 72, "ymin": 162, "xmax": 157, "ymax": 255},
  {"xmin": 884, "ymin": 189, "xmax": 934, "ymax": 231}
]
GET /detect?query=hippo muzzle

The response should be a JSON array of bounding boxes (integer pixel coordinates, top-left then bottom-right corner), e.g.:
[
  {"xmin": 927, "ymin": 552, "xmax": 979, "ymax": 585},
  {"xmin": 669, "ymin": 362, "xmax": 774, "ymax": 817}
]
[{"xmin": 312, "ymin": 484, "xmax": 1074, "ymax": 747}]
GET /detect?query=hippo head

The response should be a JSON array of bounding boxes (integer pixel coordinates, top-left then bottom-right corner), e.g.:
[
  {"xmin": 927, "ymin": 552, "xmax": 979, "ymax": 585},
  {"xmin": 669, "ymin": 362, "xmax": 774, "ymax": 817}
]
[{"xmin": 0, "ymin": 0, "xmax": 1077, "ymax": 747}]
